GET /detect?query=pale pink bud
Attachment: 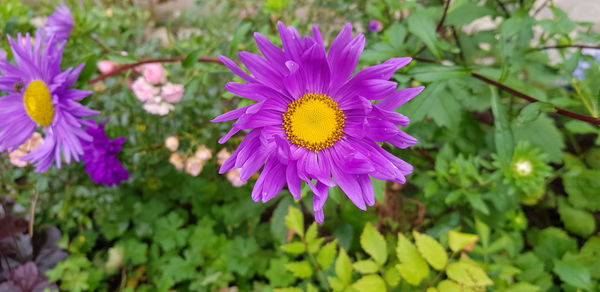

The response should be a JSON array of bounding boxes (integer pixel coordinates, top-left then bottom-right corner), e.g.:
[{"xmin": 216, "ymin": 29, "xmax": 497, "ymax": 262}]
[
  {"xmin": 160, "ymin": 83, "xmax": 185, "ymax": 103},
  {"xmin": 169, "ymin": 153, "xmax": 185, "ymax": 170},
  {"xmin": 194, "ymin": 145, "xmax": 212, "ymax": 161},
  {"xmin": 217, "ymin": 148, "xmax": 231, "ymax": 165},
  {"xmin": 8, "ymin": 132, "xmax": 44, "ymax": 167},
  {"xmin": 227, "ymin": 169, "xmax": 246, "ymax": 187},
  {"xmin": 132, "ymin": 77, "xmax": 159, "ymax": 102},
  {"xmin": 185, "ymin": 157, "xmax": 205, "ymax": 177},
  {"xmin": 141, "ymin": 63, "xmax": 167, "ymax": 84},
  {"xmin": 164, "ymin": 136, "xmax": 179, "ymax": 152},
  {"xmin": 97, "ymin": 60, "xmax": 117, "ymax": 74}
]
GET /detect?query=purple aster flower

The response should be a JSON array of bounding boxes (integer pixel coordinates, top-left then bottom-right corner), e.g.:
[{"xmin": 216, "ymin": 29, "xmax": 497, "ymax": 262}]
[
  {"xmin": 368, "ymin": 20, "xmax": 383, "ymax": 32},
  {"xmin": 0, "ymin": 49, "xmax": 6, "ymax": 60},
  {"xmin": 42, "ymin": 4, "xmax": 74, "ymax": 43},
  {"xmin": 214, "ymin": 22, "xmax": 423, "ymax": 222},
  {"xmin": 0, "ymin": 33, "xmax": 98, "ymax": 172},
  {"xmin": 81, "ymin": 120, "xmax": 129, "ymax": 186}
]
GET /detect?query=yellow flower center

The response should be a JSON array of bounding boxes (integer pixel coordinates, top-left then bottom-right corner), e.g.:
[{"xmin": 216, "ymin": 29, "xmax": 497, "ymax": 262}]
[
  {"xmin": 282, "ymin": 93, "xmax": 346, "ymax": 151},
  {"xmin": 23, "ymin": 80, "xmax": 54, "ymax": 126}
]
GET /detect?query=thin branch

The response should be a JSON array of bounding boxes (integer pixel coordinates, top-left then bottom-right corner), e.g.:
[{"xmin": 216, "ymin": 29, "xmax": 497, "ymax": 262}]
[
  {"xmin": 87, "ymin": 56, "xmax": 223, "ymax": 84},
  {"xmin": 471, "ymin": 72, "xmax": 600, "ymax": 125},
  {"xmin": 532, "ymin": 0, "xmax": 549, "ymax": 17},
  {"xmin": 436, "ymin": 0, "xmax": 452, "ymax": 32}
]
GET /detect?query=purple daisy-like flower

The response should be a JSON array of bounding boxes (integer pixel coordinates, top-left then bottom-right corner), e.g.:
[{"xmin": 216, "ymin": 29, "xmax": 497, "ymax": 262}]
[
  {"xmin": 81, "ymin": 120, "xmax": 129, "ymax": 186},
  {"xmin": 368, "ymin": 20, "xmax": 383, "ymax": 32},
  {"xmin": 42, "ymin": 4, "xmax": 74, "ymax": 43},
  {"xmin": 0, "ymin": 32, "xmax": 98, "ymax": 172},
  {"xmin": 214, "ymin": 22, "xmax": 423, "ymax": 222}
]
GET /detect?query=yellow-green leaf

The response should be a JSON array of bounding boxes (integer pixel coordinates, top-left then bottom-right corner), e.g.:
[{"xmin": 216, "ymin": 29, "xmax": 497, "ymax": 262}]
[
  {"xmin": 448, "ymin": 231, "xmax": 479, "ymax": 253},
  {"xmin": 384, "ymin": 266, "xmax": 401, "ymax": 287},
  {"xmin": 437, "ymin": 280, "xmax": 476, "ymax": 292},
  {"xmin": 335, "ymin": 248, "xmax": 353, "ymax": 284},
  {"xmin": 396, "ymin": 233, "xmax": 429, "ymax": 285},
  {"xmin": 280, "ymin": 241, "xmax": 305, "ymax": 255},
  {"xmin": 285, "ymin": 206, "xmax": 304, "ymax": 238},
  {"xmin": 352, "ymin": 275, "xmax": 386, "ymax": 292},
  {"xmin": 413, "ymin": 231, "xmax": 448, "ymax": 270},
  {"xmin": 446, "ymin": 262, "xmax": 493, "ymax": 287},
  {"xmin": 317, "ymin": 240, "xmax": 337, "ymax": 269},
  {"xmin": 284, "ymin": 261, "xmax": 313, "ymax": 278},
  {"xmin": 353, "ymin": 260, "xmax": 379, "ymax": 274},
  {"xmin": 360, "ymin": 222, "xmax": 387, "ymax": 265},
  {"xmin": 274, "ymin": 288, "xmax": 303, "ymax": 292}
]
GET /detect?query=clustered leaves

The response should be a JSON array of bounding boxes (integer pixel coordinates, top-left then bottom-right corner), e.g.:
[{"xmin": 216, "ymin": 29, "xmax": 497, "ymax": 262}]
[{"xmin": 1, "ymin": 0, "xmax": 600, "ymax": 291}]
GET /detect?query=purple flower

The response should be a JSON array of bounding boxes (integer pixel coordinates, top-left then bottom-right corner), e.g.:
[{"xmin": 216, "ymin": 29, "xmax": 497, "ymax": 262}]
[
  {"xmin": 81, "ymin": 120, "xmax": 129, "ymax": 186},
  {"xmin": 0, "ymin": 32, "xmax": 98, "ymax": 172},
  {"xmin": 574, "ymin": 48, "xmax": 600, "ymax": 80},
  {"xmin": 214, "ymin": 23, "xmax": 422, "ymax": 222},
  {"xmin": 368, "ymin": 20, "xmax": 383, "ymax": 32},
  {"xmin": 42, "ymin": 4, "xmax": 74, "ymax": 44},
  {"xmin": 0, "ymin": 49, "xmax": 6, "ymax": 60}
]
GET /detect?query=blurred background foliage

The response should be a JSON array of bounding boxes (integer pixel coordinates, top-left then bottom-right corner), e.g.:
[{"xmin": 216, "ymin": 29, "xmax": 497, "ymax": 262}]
[{"xmin": 1, "ymin": 0, "xmax": 600, "ymax": 291}]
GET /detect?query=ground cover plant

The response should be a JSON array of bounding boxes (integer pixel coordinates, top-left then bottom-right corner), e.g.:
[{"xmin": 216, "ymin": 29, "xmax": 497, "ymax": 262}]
[{"xmin": 1, "ymin": 0, "xmax": 600, "ymax": 291}]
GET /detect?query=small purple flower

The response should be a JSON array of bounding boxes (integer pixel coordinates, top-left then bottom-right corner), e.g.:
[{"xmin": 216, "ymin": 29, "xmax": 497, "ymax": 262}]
[
  {"xmin": 42, "ymin": 4, "xmax": 74, "ymax": 43},
  {"xmin": 368, "ymin": 20, "xmax": 383, "ymax": 32},
  {"xmin": 81, "ymin": 120, "xmax": 129, "ymax": 186},
  {"xmin": 215, "ymin": 23, "xmax": 421, "ymax": 222},
  {"xmin": 574, "ymin": 48, "xmax": 600, "ymax": 80},
  {"xmin": 0, "ymin": 31, "xmax": 98, "ymax": 172}
]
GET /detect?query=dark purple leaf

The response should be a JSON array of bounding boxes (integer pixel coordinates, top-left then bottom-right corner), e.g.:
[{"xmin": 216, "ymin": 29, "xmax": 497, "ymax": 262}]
[{"xmin": 0, "ymin": 216, "xmax": 28, "ymax": 239}]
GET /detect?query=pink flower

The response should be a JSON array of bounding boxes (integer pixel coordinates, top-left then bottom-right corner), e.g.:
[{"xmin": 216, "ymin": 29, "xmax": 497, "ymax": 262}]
[
  {"xmin": 161, "ymin": 83, "xmax": 185, "ymax": 103},
  {"xmin": 227, "ymin": 169, "xmax": 246, "ymax": 187},
  {"xmin": 97, "ymin": 60, "xmax": 117, "ymax": 74},
  {"xmin": 131, "ymin": 77, "xmax": 159, "ymax": 102},
  {"xmin": 141, "ymin": 63, "xmax": 167, "ymax": 84},
  {"xmin": 169, "ymin": 153, "xmax": 185, "ymax": 170},
  {"xmin": 143, "ymin": 97, "xmax": 174, "ymax": 115},
  {"xmin": 185, "ymin": 157, "xmax": 205, "ymax": 176},
  {"xmin": 194, "ymin": 145, "xmax": 212, "ymax": 161},
  {"xmin": 217, "ymin": 148, "xmax": 231, "ymax": 165},
  {"xmin": 8, "ymin": 133, "xmax": 44, "ymax": 167}
]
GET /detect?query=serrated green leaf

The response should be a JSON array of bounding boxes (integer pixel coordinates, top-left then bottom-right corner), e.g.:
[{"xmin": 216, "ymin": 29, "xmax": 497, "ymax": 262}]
[
  {"xmin": 360, "ymin": 222, "xmax": 387, "ymax": 265},
  {"xmin": 285, "ymin": 206, "xmax": 304, "ymax": 238},
  {"xmin": 407, "ymin": 10, "xmax": 441, "ymax": 58},
  {"xmin": 317, "ymin": 240, "xmax": 337, "ymax": 269},
  {"xmin": 564, "ymin": 169, "xmax": 600, "ymax": 211},
  {"xmin": 306, "ymin": 222, "xmax": 318, "ymax": 241},
  {"xmin": 413, "ymin": 231, "xmax": 448, "ymax": 270},
  {"xmin": 446, "ymin": 262, "xmax": 493, "ymax": 287},
  {"xmin": 353, "ymin": 260, "xmax": 379, "ymax": 274},
  {"xmin": 352, "ymin": 275, "xmax": 386, "ymax": 292},
  {"xmin": 396, "ymin": 233, "xmax": 429, "ymax": 285},
  {"xmin": 284, "ymin": 261, "xmax": 313, "ymax": 278},
  {"xmin": 448, "ymin": 231, "xmax": 479, "ymax": 253},
  {"xmin": 280, "ymin": 241, "xmax": 306, "ymax": 255}
]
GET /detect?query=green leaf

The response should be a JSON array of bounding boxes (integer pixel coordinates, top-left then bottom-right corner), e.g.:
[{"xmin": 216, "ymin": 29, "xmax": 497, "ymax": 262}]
[
  {"xmin": 580, "ymin": 236, "xmax": 600, "ymax": 279},
  {"xmin": 280, "ymin": 241, "xmax": 306, "ymax": 255},
  {"xmin": 513, "ymin": 115, "xmax": 564, "ymax": 163},
  {"xmin": 553, "ymin": 258, "xmax": 593, "ymax": 290},
  {"xmin": 533, "ymin": 227, "xmax": 578, "ymax": 267},
  {"xmin": 413, "ymin": 231, "xmax": 448, "ymax": 270},
  {"xmin": 284, "ymin": 261, "xmax": 313, "ymax": 278},
  {"xmin": 490, "ymin": 86, "xmax": 514, "ymax": 163},
  {"xmin": 558, "ymin": 198, "xmax": 596, "ymax": 237},
  {"xmin": 446, "ymin": 262, "xmax": 493, "ymax": 287},
  {"xmin": 273, "ymin": 288, "xmax": 303, "ymax": 292},
  {"xmin": 437, "ymin": 280, "xmax": 475, "ymax": 292},
  {"xmin": 501, "ymin": 282, "xmax": 541, "ymax": 292},
  {"xmin": 266, "ymin": 258, "xmax": 295, "ymax": 287},
  {"xmin": 317, "ymin": 240, "xmax": 337, "ymax": 269},
  {"xmin": 182, "ymin": 49, "xmax": 203, "ymax": 69},
  {"xmin": 402, "ymin": 82, "xmax": 445, "ymax": 123},
  {"xmin": 448, "ymin": 231, "xmax": 479, "ymax": 253},
  {"xmin": 407, "ymin": 10, "xmax": 441, "ymax": 58},
  {"xmin": 335, "ymin": 248, "xmax": 353, "ymax": 285},
  {"xmin": 384, "ymin": 266, "xmax": 401, "ymax": 287},
  {"xmin": 396, "ymin": 233, "xmax": 429, "ymax": 285},
  {"xmin": 360, "ymin": 222, "xmax": 387, "ymax": 265},
  {"xmin": 352, "ymin": 275, "xmax": 386, "ymax": 292},
  {"xmin": 564, "ymin": 169, "xmax": 600, "ymax": 211},
  {"xmin": 285, "ymin": 206, "xmax": 304, "ymax": 238},
  {"xmin": 475, "ymin": 218, "xmax": 490, "ymax": 248},
  {"xmin": 353, "ymin": 260, "xmax": 379, "ymax": 274}
]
